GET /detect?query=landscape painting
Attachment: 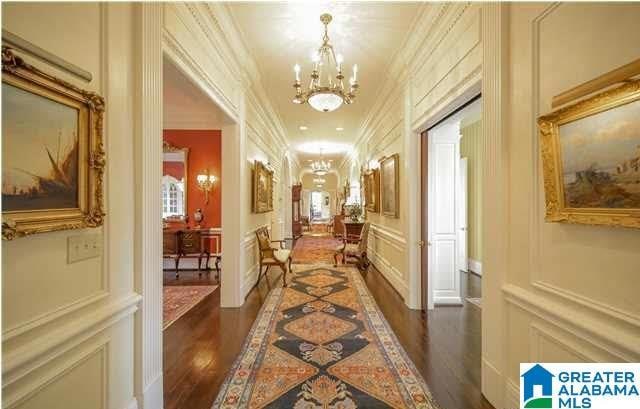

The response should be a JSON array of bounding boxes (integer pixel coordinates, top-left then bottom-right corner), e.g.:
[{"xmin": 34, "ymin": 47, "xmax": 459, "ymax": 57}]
[
  {"xmin": 558, "ymin": 98, "xmax": 640, "ymax": 209},
  {"xmin": 538, "ymin": 78, "xmax": 640, "ymax": 229},
  {"xmin": 380, "ymin": 154, "xmax": 399, "ymax": 217},
  {"xmin": 2, "ymin": 82, "xmax": 80, "ymax": 211}
]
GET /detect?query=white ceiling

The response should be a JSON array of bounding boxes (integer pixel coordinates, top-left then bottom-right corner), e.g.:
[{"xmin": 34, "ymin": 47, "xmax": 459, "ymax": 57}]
[
  {"xmin": 229, "ymin": 2, "xmax": 421, "ymax": 165},
  {"xmin": 163, "ymin": 56, "xmax": 227, "ymax": 129}
]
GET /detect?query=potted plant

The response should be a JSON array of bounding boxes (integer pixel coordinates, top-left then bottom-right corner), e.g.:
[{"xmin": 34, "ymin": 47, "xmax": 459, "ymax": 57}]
[{"xmin": 348, "ymin": 203, "xmax": 363, "ymax": 222}]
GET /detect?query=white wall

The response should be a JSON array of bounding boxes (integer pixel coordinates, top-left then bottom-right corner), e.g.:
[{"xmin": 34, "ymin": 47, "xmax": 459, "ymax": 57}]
[
  {"xmin": 500, "ymin": 3, "xmax": 640, "ymax": 407},
  {"xmin": 2, "ymin": 3, "xmax": 139, "ymax": 409},
  {"xmin": 339, "ymin": 3, "xmax": 482, "ymax": 307}
]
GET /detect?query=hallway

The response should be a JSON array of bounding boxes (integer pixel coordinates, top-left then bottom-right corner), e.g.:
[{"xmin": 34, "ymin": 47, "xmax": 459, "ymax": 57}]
[{"xmin": 163, "ymin": 236, "xmax": 490, "ymax": 409}]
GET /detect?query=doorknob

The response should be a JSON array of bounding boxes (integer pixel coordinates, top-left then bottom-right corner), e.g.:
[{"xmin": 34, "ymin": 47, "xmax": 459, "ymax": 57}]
[{"xmin": 418, "ymin": 240, "xmax": 425, "ymax": 248}]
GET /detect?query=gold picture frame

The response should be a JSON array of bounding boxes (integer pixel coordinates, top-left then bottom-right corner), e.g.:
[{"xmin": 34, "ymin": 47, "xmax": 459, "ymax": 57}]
[
  {"xmin": 252, "ymin": 160, "xmax": 274, "ymax": 213},
  {"xmin": 362, "ymin": 168, "xmax": 380, "ymax": 212},
  {"xmin": 537, "ymin": 79, "xmax": 640, "ymax": 229},
  {"xmin": 2, "ymin": 47, "xmax": 105, "ymax": 240},
  {"xmin": 379, "ymin": 154, "xmax": 400, "ymax": 218}
]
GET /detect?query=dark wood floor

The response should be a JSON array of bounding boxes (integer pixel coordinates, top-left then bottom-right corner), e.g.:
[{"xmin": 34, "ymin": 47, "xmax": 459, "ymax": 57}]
[{"xmin": 162, "ymin": 267, "xmax": 493, "ymax": 409}]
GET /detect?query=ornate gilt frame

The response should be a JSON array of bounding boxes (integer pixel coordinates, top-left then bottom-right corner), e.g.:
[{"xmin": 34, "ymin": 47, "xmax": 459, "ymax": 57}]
[
  {"xmin": 379, "ymin": 153, "xmax": 400, "ymax": 218},
  {"xmin": 362, "ymin": 168, "xmax": 380, "ymax": 212},
  {"xmin": 537, "ymin": 79, "xmax": 640, "ymax": 229},
  {"xmin": 162, "ymin": 140, "xmax": 189, "ymax": 222},
  {"xmin": 2, "ymin": 47, "xmax": 105, "ymax": 240},
  {"xmin": 252, "ymin": 160, "xmax": 274, "ymax": 213}
]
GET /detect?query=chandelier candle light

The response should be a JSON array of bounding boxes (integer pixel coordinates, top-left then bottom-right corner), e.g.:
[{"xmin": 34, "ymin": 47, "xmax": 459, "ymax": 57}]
[
  {"xmin": 293, "ymin": 13, "xmax": 359, "ymax": 112},
  {"xmin": 311, "ymin": 150, "xmax": 331, "ymax": 176},
  {"xmin": 196, "ymin": 170, "xmax": 217, "ymax": 204}
]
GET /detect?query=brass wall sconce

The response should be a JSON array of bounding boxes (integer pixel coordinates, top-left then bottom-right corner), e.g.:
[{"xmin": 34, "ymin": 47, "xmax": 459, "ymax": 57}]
[{"xmin": 196, "ymin": 169, "xmax": 217, "ymax": 204}]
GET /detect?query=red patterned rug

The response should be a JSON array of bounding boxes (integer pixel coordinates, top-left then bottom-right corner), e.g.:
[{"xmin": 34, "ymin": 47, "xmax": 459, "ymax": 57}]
[
  {"xmin": 292, "ymin": 236, "xmax": 343, "ymax": 264},
  {"xmin": 214, "ymin": 265, "xmax": 439, "ymax": 409},
  {"xmin": 163, "ymin": 285, "xmax": 217, "ymax": 330}
]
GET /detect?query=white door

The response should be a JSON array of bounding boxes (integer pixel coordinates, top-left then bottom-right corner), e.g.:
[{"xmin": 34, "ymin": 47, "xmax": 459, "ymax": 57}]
[
  {"xmin": 428, "ymin": 120, "xmax": 462, "ymax": 305},
  {"xmin": 458, "ymin": 157, "xmax": 468, "ymax": 273}
]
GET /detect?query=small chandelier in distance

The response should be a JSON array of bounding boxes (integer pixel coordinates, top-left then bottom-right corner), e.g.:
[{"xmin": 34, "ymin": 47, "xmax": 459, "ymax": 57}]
[
  {"xmin": 292, "ymin": 13, "xmax": 359, "ymax": 112},
  {"xmin": 311, "ymin": 151, "xmax": 331, "ymax": 176}
]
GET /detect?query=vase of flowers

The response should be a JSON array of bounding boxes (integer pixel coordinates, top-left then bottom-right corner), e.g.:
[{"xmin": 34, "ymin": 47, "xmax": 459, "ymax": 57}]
[{"xmin": 348, "ymin": 203, "xmax": 363, "ymax": 222}]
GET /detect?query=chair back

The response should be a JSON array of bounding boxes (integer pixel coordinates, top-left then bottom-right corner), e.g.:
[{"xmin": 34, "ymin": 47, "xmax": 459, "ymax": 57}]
[
  {"xmin": 180, "ymin": 230, "xmax": 203, "ymax": 255},
  {"xmin": 358, "ymin": 223, "xmax": 370, "ymax": 253},
  {"xmin": 255, "ymin": 226, "xmax": 273, "ymax": 259},
  {"xmin": 333, "ymin": 214, "xmax": 345, "ymax": 237}
]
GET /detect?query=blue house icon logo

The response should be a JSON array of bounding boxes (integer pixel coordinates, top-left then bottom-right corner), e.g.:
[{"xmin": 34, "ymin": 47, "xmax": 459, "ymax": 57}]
[{"xmin": 521, "ymin": 364, "xmax": 554, "ymax": 408}]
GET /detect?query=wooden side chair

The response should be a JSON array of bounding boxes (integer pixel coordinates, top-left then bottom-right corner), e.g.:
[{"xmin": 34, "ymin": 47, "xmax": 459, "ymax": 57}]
[
  {"xmin": 178, "ymin": 230, "xmax": 210, "ymax": 278},
  {"xmin": 334, "ymin": 222, "xmax": 370, "ymax": 271},
  {"xmin": 332, "ymin": 214, "xmax": 345, "ymax": 238},
  {"xmin": 255, "ymin": 227, "xmax": 292, "ymax": 287}
]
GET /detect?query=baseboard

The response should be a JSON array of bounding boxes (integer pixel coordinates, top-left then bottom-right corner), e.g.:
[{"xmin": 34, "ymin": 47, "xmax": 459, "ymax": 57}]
[
  {"xmin": 469, "ymin": 258, "xmax": 482, "ymax": 276},
  {"xmin": 142, "ymin": 372, "xmax": 163, "ymax": 409},
  {"xmin": 482, "ymin": 357, "xmax": 504, "ymax": 409},
  {"xmin": 434, "ymin": 296, "xmax": 463, "ymax": 306},
  {"xmin": 125, "ymin": 397, "xmax": 139, "ymax": 409}
]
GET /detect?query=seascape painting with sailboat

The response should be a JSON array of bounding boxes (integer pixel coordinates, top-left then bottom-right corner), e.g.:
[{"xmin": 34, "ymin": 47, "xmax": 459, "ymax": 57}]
[{"xmin": 2, "ymin": 82, "xmax": 80, "ymax": 212}]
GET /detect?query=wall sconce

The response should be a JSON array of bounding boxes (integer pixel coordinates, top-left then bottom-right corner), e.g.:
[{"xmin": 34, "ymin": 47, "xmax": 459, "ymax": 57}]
[{"xmin": 196, "ymin": 169, "xmax": 217, "ymax": 204}]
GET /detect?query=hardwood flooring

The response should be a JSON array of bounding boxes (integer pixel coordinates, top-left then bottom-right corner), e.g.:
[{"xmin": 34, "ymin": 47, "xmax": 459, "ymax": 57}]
[{"xmin": 162, "ymin": 267, "xmax": 493, "ymax": 409}]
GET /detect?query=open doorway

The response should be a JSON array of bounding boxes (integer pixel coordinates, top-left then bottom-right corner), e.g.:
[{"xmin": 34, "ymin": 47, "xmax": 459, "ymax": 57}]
[
  {"xmin": 160, "ymin": 55, "xmax": 238, "ymax": 406},
  {"xmin": 421, "ymin": 95, "xmax": 482, "ymax": 308}
]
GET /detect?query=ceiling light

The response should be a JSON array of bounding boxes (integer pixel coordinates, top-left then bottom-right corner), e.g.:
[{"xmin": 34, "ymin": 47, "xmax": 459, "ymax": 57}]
[
  {"xmin": 292, "ymin": 13, "xmax": 359, "ymax": 112},
  {"xmin": 299, "ymin": 125, "xmax": 308, "ymax": 130},
  {"xmin": 297, "ymin": 141, "xmax": 351, "ymax": 155},
  {"xmin": 336, "ymin": 127, "xmax": 344, "ymax": 131}
]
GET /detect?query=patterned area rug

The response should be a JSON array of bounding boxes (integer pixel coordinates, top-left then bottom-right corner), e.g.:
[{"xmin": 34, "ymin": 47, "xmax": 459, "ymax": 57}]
[
  {"xmin": 292, "ymin": 236, "xmax": 343, "ymax": 264},
  {"xmin": 163, "ymin": 285, "xmax": 217, "ymax": 330},
  {"xmin": 213, "ymin": 265, "xmax": 439, "ymax": 409}
]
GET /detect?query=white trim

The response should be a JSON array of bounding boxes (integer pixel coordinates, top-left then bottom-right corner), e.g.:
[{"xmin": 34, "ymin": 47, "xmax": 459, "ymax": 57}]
[
  {"xmin": 367, "ymin": 253, "xmax": 408, "ymax": 300},
  {"xmin": 468, "ymin": 258, "xmax": 482, "ymax": 275},
  {"xmin": 504, "ymin": 380, "xmax": 520, "ymax": 409},
  {"xmin": 503, "ymin": 284, "xmax": 640, "ymax": 361},
  {"xmin": 141, "ymin": 372, "xmax": 163, "ymax": 409},
  {"xmin": 3, "ymin": 293, "xmax": 140, "ymax": 387}
]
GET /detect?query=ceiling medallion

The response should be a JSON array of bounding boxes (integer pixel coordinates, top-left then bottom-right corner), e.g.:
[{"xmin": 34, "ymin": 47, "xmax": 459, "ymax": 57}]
[{"xmin": 292, "ymin": 13, "xmax": 359, "ymax": 113}]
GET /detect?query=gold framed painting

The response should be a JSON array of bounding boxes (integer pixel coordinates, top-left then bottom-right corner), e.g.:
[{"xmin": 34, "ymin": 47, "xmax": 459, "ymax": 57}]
[
  {"xmin": 362, "ymin": 168, "xmax": 380, "ymax": 212},
  {"xmin": 2, "ymin": 47, "xmax": 105, "ymax": 240},
  {"xmin": 379, "ymin": 154, "xmax": 400, "ymax": 218},
  {"xmin": 252, "ymin": 160, "xmax": 273, "ymax": 213},
  {"xmin": 537, "ymin": 79, "xmax": 640, "ymax": 229}
]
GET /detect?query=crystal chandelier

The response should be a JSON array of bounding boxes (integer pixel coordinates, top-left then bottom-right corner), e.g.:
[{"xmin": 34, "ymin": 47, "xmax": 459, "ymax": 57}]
[
  {"xmin": 311, "ymin": 151, "xmax": 331, "ymax": 176},
  {"xmin": 292, "ymin": 13, "xmax": 359, "ymax": 112}
]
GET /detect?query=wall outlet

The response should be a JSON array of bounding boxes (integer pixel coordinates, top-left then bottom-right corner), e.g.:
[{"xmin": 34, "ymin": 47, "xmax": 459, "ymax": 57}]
[{"xmin": 68, "ymin": 234, "xmax": 102, "ymax": 264}]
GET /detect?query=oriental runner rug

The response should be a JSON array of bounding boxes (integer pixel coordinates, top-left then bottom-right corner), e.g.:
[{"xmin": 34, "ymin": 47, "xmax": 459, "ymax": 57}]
[
  {"xmin": 163, "ymin": 285, "xmax": 217, "ymax": 330},
  {"xmin": 291, "ymin": 236, "xmax": 343, "ymax": 264},
  {"xmin": 213, "ymin": 265, "xmax": 439, "ymax": 409}
]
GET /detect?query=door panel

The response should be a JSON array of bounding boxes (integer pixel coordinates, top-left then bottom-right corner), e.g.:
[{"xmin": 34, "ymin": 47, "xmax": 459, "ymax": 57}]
[{"xmin": 458, "ymin": 157, "xmax": 468, "ymax": 272}]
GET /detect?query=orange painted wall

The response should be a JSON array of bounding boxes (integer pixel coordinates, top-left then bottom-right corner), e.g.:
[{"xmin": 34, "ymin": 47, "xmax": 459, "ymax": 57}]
[{"xmin": 163, "ymin": 130, "xmax": 221, "ymax": 228}]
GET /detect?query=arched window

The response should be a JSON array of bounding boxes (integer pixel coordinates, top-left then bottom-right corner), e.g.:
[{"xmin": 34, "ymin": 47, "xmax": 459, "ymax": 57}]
[{"xmin": 162, "ymin": 175, "xmax": 184, "ymax": 218}]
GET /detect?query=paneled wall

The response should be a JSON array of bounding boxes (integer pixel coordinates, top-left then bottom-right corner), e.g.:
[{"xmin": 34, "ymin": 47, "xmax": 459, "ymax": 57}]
[
  {"xmin": 339, "ymin": 3, "xmax": 481, "ymax": 304},
  {"xmin": 460, "ymin": 119, "xmax": 483, "ymax": 267},
  {"xmin": 502, "ymin": 3, "xmax": 640, "ymax": 407},
  {"xmin": 2, "ymin": 3, "xmax": 139, "ymax": 409}
]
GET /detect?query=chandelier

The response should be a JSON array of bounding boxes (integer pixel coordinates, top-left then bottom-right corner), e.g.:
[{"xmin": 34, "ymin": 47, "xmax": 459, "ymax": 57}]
[
  {"xmin": 292, "ymin": 13, "xmax": 359, "ymax": 112},
  {"xmin": 311, "ymin": 151, "xmax": 331, "ymax": 176}
]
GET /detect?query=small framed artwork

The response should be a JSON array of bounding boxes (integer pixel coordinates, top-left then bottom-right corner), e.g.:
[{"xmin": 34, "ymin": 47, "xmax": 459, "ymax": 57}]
[
  {"xmin": 362, "ymin": 168, "xmax": 380, "ymax": 212},
  {"xmin": 537, "ymin": 79, "xmax": 640, "ymax": 229},
  {"xmin": 343, "ymin": 180, "xmax": 350, "ymax": 200},
  {"xmin": 252, "ymin": 160, "xmax": 273, "ymax": 213},
  {"xmin": 2, "ymin": 47, "xmax": 105, "ymax": 240},
  {"xmin": 379, "ymin": 154, "xmax": 400, "ymax": 218}
]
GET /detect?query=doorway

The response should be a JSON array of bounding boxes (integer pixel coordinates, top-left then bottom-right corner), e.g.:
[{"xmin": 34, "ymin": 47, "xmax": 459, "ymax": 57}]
[{"xmin": 421, "ymin": 95, "xmax": 482, "ymax": 308}]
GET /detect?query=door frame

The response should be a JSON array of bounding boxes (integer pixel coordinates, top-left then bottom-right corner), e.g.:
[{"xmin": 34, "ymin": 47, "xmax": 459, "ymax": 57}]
[{"xmin": 458, "ymin": 156, "xmax": 469, "ymax": 274}]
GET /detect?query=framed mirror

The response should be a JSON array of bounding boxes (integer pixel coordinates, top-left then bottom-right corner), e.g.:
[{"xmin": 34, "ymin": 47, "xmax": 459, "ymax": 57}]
[{"xmin": 162, "ymin": 141, "xmax": 189, "ymax": 222}]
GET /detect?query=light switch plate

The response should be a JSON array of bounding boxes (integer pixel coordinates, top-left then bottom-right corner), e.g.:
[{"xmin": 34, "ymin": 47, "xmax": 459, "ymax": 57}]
[{"xmin": 68, "ymin": 234, "xmax": 102, "ymax": 264}]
